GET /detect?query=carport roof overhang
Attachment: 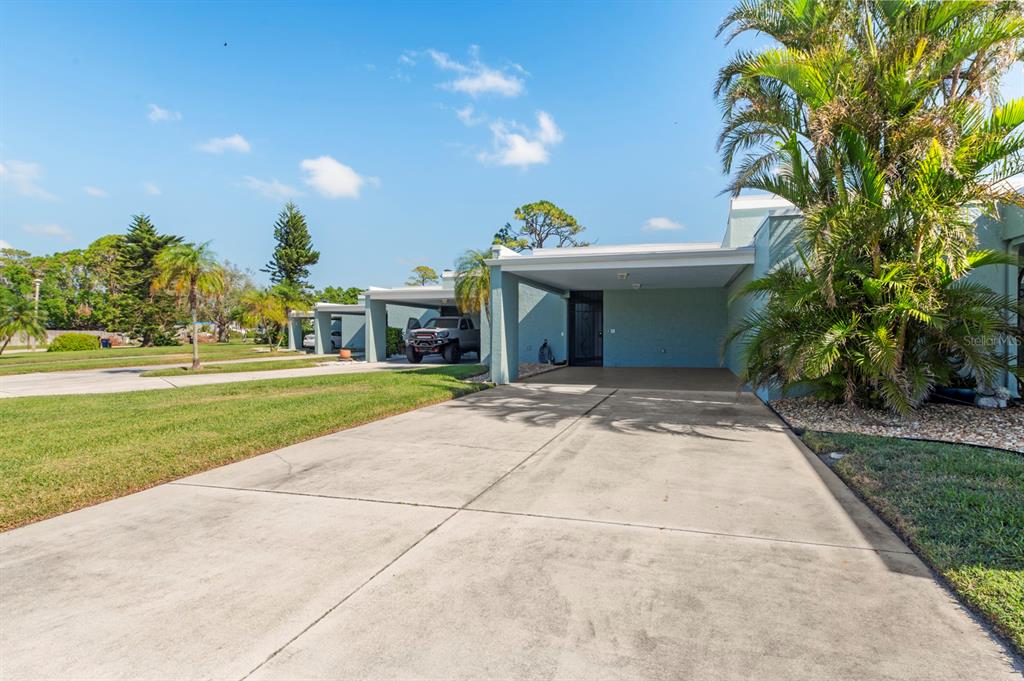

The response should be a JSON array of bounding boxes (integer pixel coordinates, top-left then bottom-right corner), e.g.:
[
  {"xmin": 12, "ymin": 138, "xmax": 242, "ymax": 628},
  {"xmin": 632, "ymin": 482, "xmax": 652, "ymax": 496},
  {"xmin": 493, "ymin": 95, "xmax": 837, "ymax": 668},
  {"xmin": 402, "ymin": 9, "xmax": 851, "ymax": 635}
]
[
  {"xmin": 363, "ymin": 285, "xmax": 457, "ymax": 308},
  {"xmin": 313, "ymin": 302, "xmax": 364, "ymax": 314},
  {"xmin": 486, "ymin": 244, "xmax": 756, "ymax": 291}
]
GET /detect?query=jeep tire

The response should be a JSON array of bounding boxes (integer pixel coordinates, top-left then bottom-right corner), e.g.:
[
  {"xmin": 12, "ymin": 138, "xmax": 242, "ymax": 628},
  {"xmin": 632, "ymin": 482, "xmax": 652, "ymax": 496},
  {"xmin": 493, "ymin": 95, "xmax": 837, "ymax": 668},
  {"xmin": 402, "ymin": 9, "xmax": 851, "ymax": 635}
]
[{"xmin": 406, "ymin": 346, "xmax": 423, "ymax": 364}]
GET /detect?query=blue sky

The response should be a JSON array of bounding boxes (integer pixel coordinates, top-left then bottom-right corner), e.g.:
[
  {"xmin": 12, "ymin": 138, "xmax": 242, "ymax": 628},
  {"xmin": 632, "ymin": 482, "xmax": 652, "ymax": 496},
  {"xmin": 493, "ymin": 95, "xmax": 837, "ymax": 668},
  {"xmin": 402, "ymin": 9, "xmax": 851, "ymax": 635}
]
[{"xmin": 3, "ymin": 1, "xmax": 766, "ymax": 288}]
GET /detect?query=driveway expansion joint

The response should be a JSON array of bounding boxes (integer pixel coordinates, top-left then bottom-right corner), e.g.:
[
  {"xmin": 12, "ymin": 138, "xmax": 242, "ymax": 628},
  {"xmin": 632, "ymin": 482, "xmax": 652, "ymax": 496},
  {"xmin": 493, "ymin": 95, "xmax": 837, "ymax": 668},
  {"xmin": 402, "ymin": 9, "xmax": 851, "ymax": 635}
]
[{"xmin": 235, "ymin": 389, "xmax": 620, "ymax": 680}]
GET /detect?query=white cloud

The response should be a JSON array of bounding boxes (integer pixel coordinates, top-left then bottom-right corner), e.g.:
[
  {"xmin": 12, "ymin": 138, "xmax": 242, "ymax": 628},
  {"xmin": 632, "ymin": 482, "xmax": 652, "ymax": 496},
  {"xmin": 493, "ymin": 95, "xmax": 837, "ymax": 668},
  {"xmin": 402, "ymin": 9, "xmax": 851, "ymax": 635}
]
[
  {"xmin": 455, "ymin": 105, "xmax": 484, "ymax": 126},
  {"xmin": 478, "ymin": 111, "xmax": 564, "ymax": 168},
  {"xmin": 144, "ymin": 182, "xmax": 161, "ymax": 196},
  {"xmin": 242, "ymin": 176, "xmax": 302, "ymax": 200},
  {"xmin": 0, "ymin": 160, "xmax": 57, "ymax": 200},
  {"xmin": 300, "ymin": 156, "xmax": 375, "ymax": 199},
  {"xmin": 148, "ymin": 104, "xmax": 181, "ymax": 122},
  {"xmin": 642, "ymin": 217, "xmax": 685, "ymax": 232},
  {"xmin": 22, "ymin": 224, "xmax": 72, "ymax": 241},
  {"xmin": 419, "ymin": 46, "xmax": 525, "ymax": 98},
  {"xmin": 197, "ymin": 134, "xmax": 251, "ymax": 154},
  {"xmin": 84, "ymin": 186, "xmax": 108, "ymax": 198}
]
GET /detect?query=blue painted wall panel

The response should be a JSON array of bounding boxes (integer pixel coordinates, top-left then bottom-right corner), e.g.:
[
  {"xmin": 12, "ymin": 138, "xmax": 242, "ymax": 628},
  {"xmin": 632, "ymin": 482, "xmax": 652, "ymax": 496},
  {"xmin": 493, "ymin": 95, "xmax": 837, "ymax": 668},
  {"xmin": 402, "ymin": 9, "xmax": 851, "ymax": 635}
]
[
  {"xmin": 518, "ymin": 284, "xmax": 567, "ymax": 364},
  {"xmin": 603, "ymin": 288, "xmax": 728, "ymax": 367}
]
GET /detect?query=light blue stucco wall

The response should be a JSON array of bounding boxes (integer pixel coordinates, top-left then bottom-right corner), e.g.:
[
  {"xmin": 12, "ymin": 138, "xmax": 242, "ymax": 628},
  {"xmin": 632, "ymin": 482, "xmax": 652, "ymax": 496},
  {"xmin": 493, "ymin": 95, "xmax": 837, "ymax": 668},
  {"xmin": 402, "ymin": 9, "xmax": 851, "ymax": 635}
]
[
  {"xmin": 518, "ymin": 284, "xmax": 567, "ymax": 364},
  {"xmin": 964, "ymin": 205, "xmax": 1021, "ymax": 394},
  {"xmin": 724, "ymin": 266, "xmax": 754, "ymax": 376},
  {"xmin": 328, "ymin": 313, "xmax": 365, "ymax": 351},
  {"xmin": 480, "ymin": 282, "xmax": 567, "ymax": 366},
  {"xmin": 602, "ymin": 287, "xmax": 728, "ymax": 368},
  {"xmin": 385, "ymin": 304, "xmax": 438, "ymax": 331}
]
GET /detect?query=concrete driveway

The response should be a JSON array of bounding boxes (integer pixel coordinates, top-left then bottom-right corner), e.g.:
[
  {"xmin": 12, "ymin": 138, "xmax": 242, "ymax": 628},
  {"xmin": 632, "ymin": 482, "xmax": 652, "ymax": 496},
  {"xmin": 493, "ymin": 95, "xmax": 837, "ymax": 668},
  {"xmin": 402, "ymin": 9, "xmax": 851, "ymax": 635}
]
[{"xmin": 1, "ymin": 368, "xmax": 1019, "ymax": 680}]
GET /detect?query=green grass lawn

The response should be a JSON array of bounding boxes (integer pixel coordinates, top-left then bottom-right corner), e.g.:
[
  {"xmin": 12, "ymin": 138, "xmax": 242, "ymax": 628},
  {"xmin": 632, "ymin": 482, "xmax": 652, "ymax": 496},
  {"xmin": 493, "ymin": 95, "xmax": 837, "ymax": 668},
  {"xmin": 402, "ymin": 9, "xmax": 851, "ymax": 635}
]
[
  {"xmin": 803, "ymin": 431, "xmax": 1024, "ymax": 654},
  {"xmin": 139, "ymin": 356, "xmax": 324, "ymax": 377},
  {"xmin": 0, "ymin": 365, "xmax": 486, "ymax": 530},
  {"xmin": 0, "ymin": 342, "xmax": 288, "ymax": 376}
]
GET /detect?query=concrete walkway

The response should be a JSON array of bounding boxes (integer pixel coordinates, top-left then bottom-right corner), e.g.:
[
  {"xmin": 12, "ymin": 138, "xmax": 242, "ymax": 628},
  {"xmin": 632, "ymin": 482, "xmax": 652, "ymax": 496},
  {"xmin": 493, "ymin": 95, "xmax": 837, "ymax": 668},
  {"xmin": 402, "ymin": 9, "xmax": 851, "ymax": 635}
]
[
  {"xmin": 1, "ymin": 376, "xmax": 1019, "ymax": 679},
  {"xmin": 0, "ymin": 355, "xmax": 434, "ymax": 398}
]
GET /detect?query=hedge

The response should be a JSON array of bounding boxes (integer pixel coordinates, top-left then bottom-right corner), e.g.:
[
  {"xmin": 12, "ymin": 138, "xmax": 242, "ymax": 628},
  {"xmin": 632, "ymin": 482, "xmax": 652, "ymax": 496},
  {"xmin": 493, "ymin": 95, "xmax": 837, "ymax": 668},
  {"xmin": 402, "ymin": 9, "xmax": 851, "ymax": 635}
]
[{"xmin": 47, "ymin": 333, "xmax": 101, "ymax": 352}]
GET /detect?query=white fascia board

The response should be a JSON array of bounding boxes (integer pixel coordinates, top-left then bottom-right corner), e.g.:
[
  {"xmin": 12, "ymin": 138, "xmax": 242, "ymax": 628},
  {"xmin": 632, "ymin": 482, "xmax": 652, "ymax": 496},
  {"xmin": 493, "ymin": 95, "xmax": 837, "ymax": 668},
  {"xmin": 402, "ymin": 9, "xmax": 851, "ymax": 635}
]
[
  {"xmin": 313, "ymin": 302, "xmax": 364, "ymax": 314},
  {"xmin": 489, "ymin": 246, "xmax": 755, "ymax": 272},
  {"xmin": 729, "ymin": 195, "xmax": 794, "ymax": 212},
  {"xmin": 363, "ymin": 286, "xmax": 455, "ymax": 302}
]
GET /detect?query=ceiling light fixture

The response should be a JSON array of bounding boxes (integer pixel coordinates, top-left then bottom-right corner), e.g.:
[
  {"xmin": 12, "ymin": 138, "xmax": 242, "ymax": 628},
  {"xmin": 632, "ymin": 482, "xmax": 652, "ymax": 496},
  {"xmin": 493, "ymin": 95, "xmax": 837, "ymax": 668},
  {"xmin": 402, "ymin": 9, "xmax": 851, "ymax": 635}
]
[{"xmin": 617, "ymin": 272, "xmax": 629, "ymax": 280}]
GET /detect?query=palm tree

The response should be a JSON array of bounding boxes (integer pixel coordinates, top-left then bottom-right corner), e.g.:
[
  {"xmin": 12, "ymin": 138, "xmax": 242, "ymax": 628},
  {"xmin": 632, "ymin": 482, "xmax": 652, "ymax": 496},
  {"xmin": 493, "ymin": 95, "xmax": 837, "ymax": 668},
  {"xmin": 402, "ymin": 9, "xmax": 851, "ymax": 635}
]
[
  {"xmin": 0, "ymin": 296, "xmax": 47, "ymax": 355},
  {"xmin": 454, "ymin": 249, "xmax": 491, "ymax": 318},
  {"xmin": 718, "ymin": 0, "xmax": 1024, "ymax": 412},
  {"xmin": 152, "ymin": 242, "xmax": 225, "ymax": 370},
  {"xmin": 238, "ymin": 288, "xmax": 287, "ymax": 350}
]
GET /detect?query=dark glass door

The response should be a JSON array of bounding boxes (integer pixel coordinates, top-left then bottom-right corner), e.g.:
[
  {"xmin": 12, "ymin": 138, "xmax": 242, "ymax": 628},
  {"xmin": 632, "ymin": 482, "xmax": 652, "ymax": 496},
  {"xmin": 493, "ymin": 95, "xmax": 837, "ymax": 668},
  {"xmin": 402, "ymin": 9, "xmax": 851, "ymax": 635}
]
[{"xmin": 569, "ymin": 291, "xmax": 603, "ymax": 366}]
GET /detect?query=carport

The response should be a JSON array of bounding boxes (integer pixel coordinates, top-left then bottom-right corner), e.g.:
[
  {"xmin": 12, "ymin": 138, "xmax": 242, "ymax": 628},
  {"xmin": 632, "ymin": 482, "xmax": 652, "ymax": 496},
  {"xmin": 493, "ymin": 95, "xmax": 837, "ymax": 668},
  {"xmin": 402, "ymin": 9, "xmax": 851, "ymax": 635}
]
[
  {"xmin": 310, "ymin": 303, "xmax": 365, "ymax": 356},
  {"xmin": 486, "ymin": 242, "xmax": 756, "ymax": 384},
  {"xmin": 363, "ymin": 285, "xmax": 462, "ymax": 362}
]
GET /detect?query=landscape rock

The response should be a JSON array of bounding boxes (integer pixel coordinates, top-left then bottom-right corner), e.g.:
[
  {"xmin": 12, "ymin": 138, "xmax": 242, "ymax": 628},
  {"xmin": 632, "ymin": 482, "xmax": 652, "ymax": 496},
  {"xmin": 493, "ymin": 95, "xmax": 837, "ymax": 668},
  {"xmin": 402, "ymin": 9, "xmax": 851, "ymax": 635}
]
[{"xmin": 772, "ymin": 397, "xmax": 1024, "ymax": 453}]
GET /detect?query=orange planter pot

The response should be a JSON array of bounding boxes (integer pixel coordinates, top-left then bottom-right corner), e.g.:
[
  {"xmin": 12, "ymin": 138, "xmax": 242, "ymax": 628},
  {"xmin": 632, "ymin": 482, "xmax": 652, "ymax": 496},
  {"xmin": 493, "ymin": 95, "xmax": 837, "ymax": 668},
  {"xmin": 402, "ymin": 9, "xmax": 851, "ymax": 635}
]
[{"xmin": 338, "ymin": 348, "xmax": 353, "ymax": 361}]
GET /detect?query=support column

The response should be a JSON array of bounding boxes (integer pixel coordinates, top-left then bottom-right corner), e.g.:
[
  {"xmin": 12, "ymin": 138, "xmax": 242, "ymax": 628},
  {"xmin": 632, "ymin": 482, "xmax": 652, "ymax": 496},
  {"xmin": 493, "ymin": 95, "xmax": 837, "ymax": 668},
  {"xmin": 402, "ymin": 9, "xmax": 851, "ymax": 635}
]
[
  {"xmin": 365, "ymin": 298, "xmax": 388, "ymax": 363},
  {"xmin": 313, "ymin": 310, "xmax": 332, "ymax": 355},
  {"xmin": 489, "ymin": 267, "xmax": 520, "ymax": 384},
  {"xmin": 286, "ymin": 316, "xmax": 304, "ymax": 351}
]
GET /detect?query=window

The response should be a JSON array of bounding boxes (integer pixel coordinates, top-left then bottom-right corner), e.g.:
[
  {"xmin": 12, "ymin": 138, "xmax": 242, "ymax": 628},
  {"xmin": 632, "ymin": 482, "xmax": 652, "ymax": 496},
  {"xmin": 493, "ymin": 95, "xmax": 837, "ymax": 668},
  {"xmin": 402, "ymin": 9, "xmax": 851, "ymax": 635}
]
[
  {"xmin": 423, "ymin": 318, "xmax": 459, "ymax": 329},
  {"xmin": 459, "ymin": 319, "xmax": 470, "ymax": 330}
]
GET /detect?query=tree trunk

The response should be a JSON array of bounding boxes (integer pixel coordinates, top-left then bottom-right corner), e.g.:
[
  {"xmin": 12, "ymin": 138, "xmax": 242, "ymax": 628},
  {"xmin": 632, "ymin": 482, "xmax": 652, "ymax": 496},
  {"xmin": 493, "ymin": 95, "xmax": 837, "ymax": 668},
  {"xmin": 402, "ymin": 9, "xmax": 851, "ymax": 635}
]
[
  {"xmin": 191, "ymin": 302, "xmax": 201, "ymax": 371},
  {"xmin": 0, "ymin": 336, "xmax": 10, "ymax": 356}
]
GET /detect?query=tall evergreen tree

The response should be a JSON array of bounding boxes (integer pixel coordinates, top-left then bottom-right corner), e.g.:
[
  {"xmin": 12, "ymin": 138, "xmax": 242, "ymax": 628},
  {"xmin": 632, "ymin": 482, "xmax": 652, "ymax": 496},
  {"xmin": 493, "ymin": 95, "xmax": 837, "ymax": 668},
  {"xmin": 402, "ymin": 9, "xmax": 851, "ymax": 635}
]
[
  {"xmin": 263, "ymin": 202, "xmax": 320, "ymax": 290},
  {"xmin": 113, "ymin": 215, "xmax": 182, "ymax": 345}
]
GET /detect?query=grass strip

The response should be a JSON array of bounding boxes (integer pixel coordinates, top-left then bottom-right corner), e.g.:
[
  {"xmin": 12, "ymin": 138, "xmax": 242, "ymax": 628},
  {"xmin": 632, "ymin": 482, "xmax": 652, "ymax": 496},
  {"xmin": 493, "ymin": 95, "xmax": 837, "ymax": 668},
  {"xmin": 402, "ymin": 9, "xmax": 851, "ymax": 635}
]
[
  {"xmin": 140, "ymin": 357, "xmax": 327, "ymax": 377},
  {"xmin": 0, "ymin": 343, "xmax": 288, "ymax": 376}
]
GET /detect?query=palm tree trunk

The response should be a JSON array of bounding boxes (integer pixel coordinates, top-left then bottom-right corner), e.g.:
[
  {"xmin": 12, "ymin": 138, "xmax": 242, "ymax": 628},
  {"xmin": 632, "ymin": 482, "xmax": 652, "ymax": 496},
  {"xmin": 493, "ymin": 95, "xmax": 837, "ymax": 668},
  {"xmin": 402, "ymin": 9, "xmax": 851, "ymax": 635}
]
[
  {"xmin": 0, "ymin": 336, "xmax": 10, "ymax": 356},
  {"xmin": 191, "ymin": 297, "xmax": 201, "ymax": 371}
]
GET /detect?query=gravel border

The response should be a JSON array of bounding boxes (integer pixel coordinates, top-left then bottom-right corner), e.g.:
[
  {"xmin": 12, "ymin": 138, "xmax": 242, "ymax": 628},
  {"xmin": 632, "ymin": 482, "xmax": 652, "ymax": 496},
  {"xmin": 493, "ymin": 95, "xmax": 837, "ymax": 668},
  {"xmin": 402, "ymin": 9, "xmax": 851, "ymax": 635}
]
[{"xmin": 771, "ymin": 397, "xmax": 1024, "ymax": 453}]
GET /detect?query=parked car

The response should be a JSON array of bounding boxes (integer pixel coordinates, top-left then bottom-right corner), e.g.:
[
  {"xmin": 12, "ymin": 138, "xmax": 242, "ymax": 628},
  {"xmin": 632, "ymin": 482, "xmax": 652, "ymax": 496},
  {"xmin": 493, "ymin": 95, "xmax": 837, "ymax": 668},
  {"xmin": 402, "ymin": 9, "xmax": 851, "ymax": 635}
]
[
  {"xmin": 302, "ymin": 333, "xmax": 315, "ymax": 349},
  {"xmin": 404, "ymin": 316, "xmax": 479, "ymax": 364}
]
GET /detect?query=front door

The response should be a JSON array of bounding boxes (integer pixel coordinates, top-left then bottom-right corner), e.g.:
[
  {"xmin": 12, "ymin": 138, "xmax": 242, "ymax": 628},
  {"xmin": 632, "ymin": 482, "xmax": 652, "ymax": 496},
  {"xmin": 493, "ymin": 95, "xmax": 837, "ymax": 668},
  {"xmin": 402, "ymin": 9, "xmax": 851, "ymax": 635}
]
[{"xmin": 568, "ymin": 290, "xmax": 603, "ymax": 366}]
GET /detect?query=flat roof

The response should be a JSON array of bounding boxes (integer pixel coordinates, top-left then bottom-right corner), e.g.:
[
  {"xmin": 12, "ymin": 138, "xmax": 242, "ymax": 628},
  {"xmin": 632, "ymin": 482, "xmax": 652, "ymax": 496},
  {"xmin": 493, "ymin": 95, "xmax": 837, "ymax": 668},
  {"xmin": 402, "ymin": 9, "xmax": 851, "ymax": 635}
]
[
  {"xmin": 313, "ymin": 302, "xmax": 365, "ymax": 314},
  {"xmin": 487, "ymin": 242, "xmax": 755, "ymax": 291},
  {"xmin": 363, "ymin": 284, "xmax": 458, "ymax": 307}
]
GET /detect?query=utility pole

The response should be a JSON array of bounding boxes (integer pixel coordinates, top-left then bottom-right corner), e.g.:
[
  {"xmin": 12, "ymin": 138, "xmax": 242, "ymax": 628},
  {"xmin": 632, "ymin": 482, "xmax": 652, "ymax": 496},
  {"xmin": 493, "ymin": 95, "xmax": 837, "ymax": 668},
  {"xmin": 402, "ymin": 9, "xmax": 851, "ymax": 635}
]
[{"xmin": 31, "ymin": 277, "xmax": 42, "ymax": 350}]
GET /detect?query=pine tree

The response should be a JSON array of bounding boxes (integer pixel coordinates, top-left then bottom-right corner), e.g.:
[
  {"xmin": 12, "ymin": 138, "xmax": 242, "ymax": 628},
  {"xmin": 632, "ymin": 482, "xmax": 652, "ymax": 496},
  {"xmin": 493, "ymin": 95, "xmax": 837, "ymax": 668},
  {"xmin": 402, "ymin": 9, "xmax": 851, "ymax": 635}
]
[
  {"xmin": 113, "ymin": 215, "xmax": 182, "ymax": 345},
  {"xmin": 263, "ymin": 202, "xmax": 320, "ymax": 290}
]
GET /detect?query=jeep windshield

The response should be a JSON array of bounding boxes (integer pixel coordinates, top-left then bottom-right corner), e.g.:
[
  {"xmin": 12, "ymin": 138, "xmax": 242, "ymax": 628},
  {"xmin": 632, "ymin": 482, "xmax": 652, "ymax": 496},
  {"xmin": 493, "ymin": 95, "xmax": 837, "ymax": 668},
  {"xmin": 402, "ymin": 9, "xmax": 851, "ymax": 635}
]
[{"xmin": 422, "ymin": 318, "xmax": 459, "ymax": 329}]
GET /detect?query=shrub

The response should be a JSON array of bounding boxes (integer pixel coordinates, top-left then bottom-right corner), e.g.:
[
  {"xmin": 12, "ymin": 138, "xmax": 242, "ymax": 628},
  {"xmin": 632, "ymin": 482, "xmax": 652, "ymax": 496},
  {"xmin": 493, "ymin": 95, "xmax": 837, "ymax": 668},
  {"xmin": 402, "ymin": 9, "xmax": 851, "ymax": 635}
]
[
  {"xmin": 386, "ymin": 327, "xmax": 405, "ymax": 357},
  {"xmin": 152, "ymin": 331, "xmax": 180, "ymax": 347},
  {"xmin": 48, "ymin": 333, "xmax": 100, "ymax": 352}
]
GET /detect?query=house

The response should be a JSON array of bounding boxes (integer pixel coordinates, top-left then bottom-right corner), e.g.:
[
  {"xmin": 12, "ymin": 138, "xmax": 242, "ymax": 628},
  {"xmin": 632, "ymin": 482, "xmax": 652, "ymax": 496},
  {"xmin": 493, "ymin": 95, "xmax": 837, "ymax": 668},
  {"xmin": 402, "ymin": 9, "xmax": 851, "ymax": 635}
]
[{"xmin": 293, "ymin": 195, "xmax": 1022, "ymax": 394}]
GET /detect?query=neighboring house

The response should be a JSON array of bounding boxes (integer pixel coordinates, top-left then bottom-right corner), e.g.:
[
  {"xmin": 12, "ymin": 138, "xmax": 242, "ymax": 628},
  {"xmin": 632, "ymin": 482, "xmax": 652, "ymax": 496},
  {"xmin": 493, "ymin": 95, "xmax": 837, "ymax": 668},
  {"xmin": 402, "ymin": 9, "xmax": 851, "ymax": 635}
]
[{"xmin": 294, "ymin": 196, "xmax": 1022, "ymax": 394}]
